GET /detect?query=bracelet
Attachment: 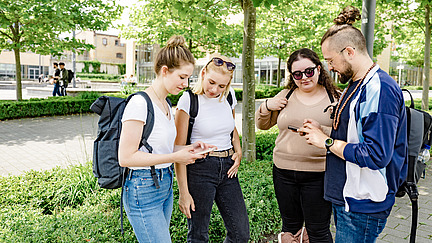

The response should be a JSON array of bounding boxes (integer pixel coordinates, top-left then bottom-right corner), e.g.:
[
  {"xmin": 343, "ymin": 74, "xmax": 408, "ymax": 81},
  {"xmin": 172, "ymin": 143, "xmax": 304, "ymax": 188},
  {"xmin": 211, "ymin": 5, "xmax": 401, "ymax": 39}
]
[{"xmin": 265, "ymin": 99, "xmax": 272, "ymax": 111}]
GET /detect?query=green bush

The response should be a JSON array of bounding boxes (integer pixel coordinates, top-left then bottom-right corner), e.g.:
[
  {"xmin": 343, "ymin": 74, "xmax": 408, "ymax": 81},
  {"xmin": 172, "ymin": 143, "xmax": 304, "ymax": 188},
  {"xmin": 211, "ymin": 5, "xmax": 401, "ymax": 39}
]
[
  {"xmin": 76, "ymin": 73, "xmax": 122, "ymax": 81},
  {"xmin": 0, "ymin": 96, "xmax": 95, "ymax": 120},
  {"xmin": 255, "ymin": 127, "xmax": 279, "ymax": 160},
  {"xmin": 0, "ymin": 130, "xmax": 281, "ymax": 242}
]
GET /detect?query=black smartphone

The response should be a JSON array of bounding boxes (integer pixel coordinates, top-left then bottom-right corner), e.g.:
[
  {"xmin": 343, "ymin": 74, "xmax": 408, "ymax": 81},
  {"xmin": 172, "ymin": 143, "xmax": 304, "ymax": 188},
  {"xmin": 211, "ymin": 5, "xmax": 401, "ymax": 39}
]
[
  {"xmin": 288, "ymin": 125, "xmax": 299, "ymax": 132},
  {"xmin": 288, "ymin": 125, "xmax": 306, "ymax": 136}
]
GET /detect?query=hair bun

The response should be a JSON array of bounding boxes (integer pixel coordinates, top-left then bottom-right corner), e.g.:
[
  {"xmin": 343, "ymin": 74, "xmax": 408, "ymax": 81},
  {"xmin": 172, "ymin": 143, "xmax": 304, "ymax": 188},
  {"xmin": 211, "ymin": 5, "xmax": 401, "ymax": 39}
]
[
  {"xmin": 166, "ymin": 35, "xmax": 186, "ymax": 48},
  {"xmin": 334, "ymin": 6, "xmax": 361, "ymax": 25}
]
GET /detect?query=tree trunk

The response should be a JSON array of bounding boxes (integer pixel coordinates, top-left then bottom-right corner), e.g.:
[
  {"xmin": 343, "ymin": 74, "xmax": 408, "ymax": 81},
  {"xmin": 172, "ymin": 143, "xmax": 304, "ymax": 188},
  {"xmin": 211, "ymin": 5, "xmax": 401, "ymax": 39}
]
[
  {"xmin": 241, "ymin": 0, "xmax": 256, "ymax": 162},
  {"xmin": 276, "ymin": 56, "xmax": 281, "ymax": 87},
  {"xmin": 13, "ymin": 48, "xmax": 23, "ymax": 101},
  {"xmin": 422, "ymin": 4, "xmax": 430, "ymax": 110}
]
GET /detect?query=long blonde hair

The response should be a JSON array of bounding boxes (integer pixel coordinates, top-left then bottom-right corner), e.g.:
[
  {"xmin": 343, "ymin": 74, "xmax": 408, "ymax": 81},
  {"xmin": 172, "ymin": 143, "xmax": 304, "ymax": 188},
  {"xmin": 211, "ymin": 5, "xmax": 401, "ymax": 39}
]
[{"xmin": 192, "ymin": 54, "xmax": 234, "ymax": 101}]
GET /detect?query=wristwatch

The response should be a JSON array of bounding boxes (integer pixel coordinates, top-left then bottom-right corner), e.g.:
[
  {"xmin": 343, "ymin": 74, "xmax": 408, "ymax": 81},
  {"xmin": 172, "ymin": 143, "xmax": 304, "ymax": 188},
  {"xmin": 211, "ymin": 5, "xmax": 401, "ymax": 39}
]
[{"xmin": 325, "ymin": 137, "xmax": 334, "ymax": 153}]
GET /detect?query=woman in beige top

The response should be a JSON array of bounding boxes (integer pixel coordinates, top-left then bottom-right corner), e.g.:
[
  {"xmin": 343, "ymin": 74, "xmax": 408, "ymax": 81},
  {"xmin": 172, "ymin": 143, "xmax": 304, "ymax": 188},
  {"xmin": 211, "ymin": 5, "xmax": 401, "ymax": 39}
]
[{"xmin": 255, "ymin": 48, "xmax": 339, "ymax": 243}]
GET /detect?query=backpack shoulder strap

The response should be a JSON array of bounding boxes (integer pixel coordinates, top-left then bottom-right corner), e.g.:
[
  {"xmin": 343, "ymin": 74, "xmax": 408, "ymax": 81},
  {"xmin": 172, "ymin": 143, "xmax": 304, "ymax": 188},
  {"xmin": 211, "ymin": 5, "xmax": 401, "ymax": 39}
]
[
  {"xmin": 132, "ymin": 91, "xmax": 155, "ymax": 153},
  {"xmin": 166, "ymin": 97, "xmax": 172, "ymax": 108},
  {"xmin": 133, "ymin": 91, "xmax": 160, "ymax": 189},
  {"xmin": 227, "ymin": 91, "xmax": 233, "ymax": 106},
  {"xmin": 186, "ymin": 89, "xmax": 198, "ymax": 145},
  {"xmin": 325, "ymin": 87, "xmax": 335, "ymax": 103},
  {"xmin": 285, "ymin": 88, "xmax": 295, "ymax": 100}
]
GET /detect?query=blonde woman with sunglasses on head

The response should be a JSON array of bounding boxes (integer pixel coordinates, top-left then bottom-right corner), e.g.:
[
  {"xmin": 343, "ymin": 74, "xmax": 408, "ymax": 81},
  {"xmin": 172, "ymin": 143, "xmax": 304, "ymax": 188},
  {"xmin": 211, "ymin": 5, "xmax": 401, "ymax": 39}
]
[
  {"xmin": 175, "ymin": 54, "xmax": 250, "ymax": 243},
  {"xmin": 255, "ymin": 48, "xmax": 340, "ymax": 243}
]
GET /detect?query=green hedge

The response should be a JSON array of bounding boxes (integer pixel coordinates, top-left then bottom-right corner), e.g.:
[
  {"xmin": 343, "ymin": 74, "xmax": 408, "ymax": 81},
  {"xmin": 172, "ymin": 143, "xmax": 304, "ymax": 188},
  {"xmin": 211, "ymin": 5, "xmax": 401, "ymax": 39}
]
[
  {"xmin": 2, "ymin": 87, "xmax": 432, "ymax": 120},
  {"xmin": 0, "ymin": 97, "xmax": 94, "ymax": 120},
  {"xmin": 0, "ymin": 130, "xmax": 280, "ymax": 242},
  {"xmin": 76, "ymin": 73, "xmax": 122, "ymax": 81}
]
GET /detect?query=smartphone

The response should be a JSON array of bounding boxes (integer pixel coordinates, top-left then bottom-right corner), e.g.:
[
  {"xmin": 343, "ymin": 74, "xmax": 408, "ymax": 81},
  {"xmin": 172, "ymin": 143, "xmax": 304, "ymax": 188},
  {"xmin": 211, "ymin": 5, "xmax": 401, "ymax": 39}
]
[
  {"xmin": 195, "ymin": 147, "xmax": 216, "ymax": 155},
  {"xmin": 288, "ymin": 125, "xmax": 299, "ymax": 132},
  {"xmin": 288, "ymin": 125, "xmax": 306, "ymax": 136}
]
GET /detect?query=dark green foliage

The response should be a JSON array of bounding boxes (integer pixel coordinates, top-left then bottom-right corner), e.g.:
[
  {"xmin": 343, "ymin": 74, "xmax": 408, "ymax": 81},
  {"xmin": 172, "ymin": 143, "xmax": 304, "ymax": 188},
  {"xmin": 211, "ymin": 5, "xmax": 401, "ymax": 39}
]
[
  {"xmin": 336, "ymin": 83, "xmax": 349, "ymax": 90},
  {"xmin": 118, "ymin": 64, "xmax": 126, "ymax": 75},
  {"xmin": 0, "ymin": 130, "xmax": 281, "ymax": 242},
  {"xmin": 0, "ymin": 96, "xmax": 95, "ymax": 120},
  {"xmin": 80, "ymin": 61, "xmax": 102, "ymax": 74},
  {"xmin": 255, "ymin": 127, "xmax": 279, "ymax": 160},
  {"xmin": 76, "ymin": 73, "xmax": 122, "ymax": 81},
  {"xmin": 234, "ymin": 85, "xmax": 284, "ymax": 102},
  {"xmin": 255, "ymin": 85, "xmax": 284, "ymax": 99}
]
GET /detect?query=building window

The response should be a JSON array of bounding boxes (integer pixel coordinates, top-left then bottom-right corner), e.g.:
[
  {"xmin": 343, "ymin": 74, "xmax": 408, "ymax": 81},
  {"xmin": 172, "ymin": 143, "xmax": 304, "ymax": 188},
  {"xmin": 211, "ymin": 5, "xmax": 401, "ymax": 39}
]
[
  {"xmin": 115, "ymin": 40, "xmax": 119, "ymax": 46},
  {"xmin": 102, "ymin": 38, "xmax": 107, "ymax": 46},
  {"xmin": 116, "ymin": 53, "xmax": 123, "ymax": 59}
]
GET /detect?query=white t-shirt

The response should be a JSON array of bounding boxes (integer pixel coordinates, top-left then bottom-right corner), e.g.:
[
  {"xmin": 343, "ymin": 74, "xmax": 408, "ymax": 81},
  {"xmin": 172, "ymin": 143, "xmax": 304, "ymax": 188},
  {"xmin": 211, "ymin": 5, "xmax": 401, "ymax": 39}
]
[
  {"xmin": 121, "ymin": 94, "xmax": 176, "ymax": 170},
  {"xmin": 176, "ymin": 88, "xmax": 237, "ymax": 151}
]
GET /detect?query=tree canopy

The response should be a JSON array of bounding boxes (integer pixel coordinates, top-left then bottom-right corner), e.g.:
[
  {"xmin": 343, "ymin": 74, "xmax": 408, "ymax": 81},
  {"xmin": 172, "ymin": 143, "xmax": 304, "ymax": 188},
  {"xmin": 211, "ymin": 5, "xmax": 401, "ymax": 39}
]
[
  {"xmin": 121, "ymin": 0, "xmax": 243, "ymax": 58},
  {"xmin": 0, "ymin": 0, "xmax": 122, "ymax": 100}
]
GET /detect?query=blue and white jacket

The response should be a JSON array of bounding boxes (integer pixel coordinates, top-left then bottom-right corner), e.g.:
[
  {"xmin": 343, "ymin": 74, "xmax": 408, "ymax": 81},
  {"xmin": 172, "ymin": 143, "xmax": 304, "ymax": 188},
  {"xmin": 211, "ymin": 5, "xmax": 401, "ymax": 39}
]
[{"xmin": 325, "ymin": 65, "xmax": 408, "ymax": 217}]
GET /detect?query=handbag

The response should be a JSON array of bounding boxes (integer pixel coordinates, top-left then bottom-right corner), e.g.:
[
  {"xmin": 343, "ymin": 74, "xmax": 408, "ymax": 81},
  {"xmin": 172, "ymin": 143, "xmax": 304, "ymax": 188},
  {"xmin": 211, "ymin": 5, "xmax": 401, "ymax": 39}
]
[{"xmin": 278, "ymin": 227, "xmax": 309, "ymax": 243}]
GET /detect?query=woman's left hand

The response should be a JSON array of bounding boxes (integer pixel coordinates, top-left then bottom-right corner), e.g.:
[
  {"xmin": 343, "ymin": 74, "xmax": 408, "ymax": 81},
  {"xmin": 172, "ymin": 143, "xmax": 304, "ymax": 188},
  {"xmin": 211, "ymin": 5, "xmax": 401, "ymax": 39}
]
[{"xmin": 227, "ymin": 152, "xmax": 242, "ymax": 178}]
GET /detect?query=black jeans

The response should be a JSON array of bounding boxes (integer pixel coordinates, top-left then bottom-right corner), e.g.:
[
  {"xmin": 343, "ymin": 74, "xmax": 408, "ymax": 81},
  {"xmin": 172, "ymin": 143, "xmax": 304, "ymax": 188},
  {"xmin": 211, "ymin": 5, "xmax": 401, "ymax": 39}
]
[
  {"xmin": 273, "ymin": 165, "xmax": 333, "ymax": 243},
  {"xmin": 186, "ymin": 155, "xmax": 250, "ymax": 243}
]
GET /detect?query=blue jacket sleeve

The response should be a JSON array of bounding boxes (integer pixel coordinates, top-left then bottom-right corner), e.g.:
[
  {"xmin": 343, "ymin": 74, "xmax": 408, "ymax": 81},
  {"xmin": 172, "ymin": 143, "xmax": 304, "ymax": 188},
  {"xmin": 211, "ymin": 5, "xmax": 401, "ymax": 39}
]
[{"xmin": 343, "ymin": 112, "xmax": 399, "ymax": 169}]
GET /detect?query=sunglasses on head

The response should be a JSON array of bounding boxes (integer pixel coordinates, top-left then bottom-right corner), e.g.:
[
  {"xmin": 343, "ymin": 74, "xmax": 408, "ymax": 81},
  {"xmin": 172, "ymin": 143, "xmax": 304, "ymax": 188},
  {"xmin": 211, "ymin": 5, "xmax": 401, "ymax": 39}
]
[
  {"xmin": 206, "ymin": 57, "xmax": 236, "ymax": 71},
  {"xmin": 291, "ymin": 66, "xmax": 317, "ymax": 80}
]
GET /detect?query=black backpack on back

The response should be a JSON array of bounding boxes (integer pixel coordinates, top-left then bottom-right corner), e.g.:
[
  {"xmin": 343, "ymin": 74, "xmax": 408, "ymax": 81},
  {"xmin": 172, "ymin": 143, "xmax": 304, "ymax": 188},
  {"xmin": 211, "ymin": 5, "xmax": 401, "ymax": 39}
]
[
  {"xmin": 67, "ymin": 70, "xmax": 74, "ymax": 84},
  {"xmin": 186, "ymin": 89, "xmax": 234, "ymax": 145},
  {"xmin": 90, "ymin": 91, "xmax": 171, "ymax": 233},
  {"xmin": 396, "ymin": 89, "xmax": 432, "ymax": 243}
]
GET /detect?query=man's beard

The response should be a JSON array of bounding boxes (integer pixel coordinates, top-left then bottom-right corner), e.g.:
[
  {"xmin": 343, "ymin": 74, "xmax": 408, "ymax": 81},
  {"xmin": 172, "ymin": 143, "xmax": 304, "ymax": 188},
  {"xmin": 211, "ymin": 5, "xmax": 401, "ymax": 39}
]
[{"xmin": 338, "ymin": 64, "xmax": 354, "ymax": 84}]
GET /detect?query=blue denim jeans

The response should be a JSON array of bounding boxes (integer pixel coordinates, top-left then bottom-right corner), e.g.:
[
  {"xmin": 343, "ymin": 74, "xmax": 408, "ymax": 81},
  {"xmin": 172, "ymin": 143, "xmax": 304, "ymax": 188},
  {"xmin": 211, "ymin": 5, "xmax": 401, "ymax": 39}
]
[
  {"xmin": 186, "ymin": 155, "xmax": 250, "ymax": 243},
  {"xmin": 52, "ymin": 82, "xmax": 62, "ymax": 96},
  {"xmin": 333, "ymin": 204, "xmax": 387, "ymax": 243},
  {"xmin": 123, "ymin": 166, "xmax": 174, "ymax": 243}
]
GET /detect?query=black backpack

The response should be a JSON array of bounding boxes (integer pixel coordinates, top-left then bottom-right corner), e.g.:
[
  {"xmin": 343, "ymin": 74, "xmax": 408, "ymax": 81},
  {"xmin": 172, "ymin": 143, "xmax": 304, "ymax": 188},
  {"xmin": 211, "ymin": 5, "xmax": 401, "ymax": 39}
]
[
  {"xmin": 396, "ymin": 89, "xmax": 432, "ymax": 243},
  {"xmin": 90, "ymin": 91, "xmax": 171, "ymax": 233},
  {"xmin": 186, "ymin": 89, "xmax": 233, "ymax": 145},
  {"xmin": 67, "ymin": 70, "xmax": 74, "ymax": 83}
]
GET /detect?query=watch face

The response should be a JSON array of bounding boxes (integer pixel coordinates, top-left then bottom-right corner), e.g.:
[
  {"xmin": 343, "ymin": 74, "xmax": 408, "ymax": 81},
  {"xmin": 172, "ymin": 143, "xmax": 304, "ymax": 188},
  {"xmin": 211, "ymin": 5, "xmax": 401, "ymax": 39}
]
[{"xmin": 325, "ymin": 138, "xmax": 334, "ymax": 147}]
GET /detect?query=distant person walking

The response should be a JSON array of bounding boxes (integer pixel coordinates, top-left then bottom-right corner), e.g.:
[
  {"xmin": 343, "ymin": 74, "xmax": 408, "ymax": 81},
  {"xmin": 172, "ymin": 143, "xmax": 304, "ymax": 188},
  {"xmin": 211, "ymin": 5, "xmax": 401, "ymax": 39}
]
[
  {"xmin": 52, "ymin": 62, "xmax": 62, "ymax": 96},
  {"xmin": 59, "ymin": 62, "xmax": 69, "ymax": 96}
]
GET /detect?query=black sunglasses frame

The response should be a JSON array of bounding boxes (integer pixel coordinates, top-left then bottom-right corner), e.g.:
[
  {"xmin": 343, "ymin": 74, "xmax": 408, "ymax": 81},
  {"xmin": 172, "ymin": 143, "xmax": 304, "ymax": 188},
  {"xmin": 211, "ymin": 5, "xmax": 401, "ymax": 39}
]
[
  {"xmin": 291, "ymin": 66, "xmax": 317, "ymax": 80},
  {"xmin": 206, "ymin": 57, "xmax": 236, "ymax": 71}
]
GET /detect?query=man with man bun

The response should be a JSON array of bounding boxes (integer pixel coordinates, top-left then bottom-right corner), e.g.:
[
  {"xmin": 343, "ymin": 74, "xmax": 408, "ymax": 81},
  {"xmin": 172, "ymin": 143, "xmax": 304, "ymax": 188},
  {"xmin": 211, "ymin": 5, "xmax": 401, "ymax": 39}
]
[{"xmin": 303, "ymin": 6, "xmax": 408, "ymax": 242}]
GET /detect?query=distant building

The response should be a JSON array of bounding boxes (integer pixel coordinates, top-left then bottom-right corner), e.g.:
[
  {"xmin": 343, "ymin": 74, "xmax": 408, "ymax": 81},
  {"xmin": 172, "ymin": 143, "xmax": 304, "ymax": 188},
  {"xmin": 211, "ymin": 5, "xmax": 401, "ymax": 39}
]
[
  {"xmin": 0, "ymin": 51, "xmax": 51, "ymax": 80},
  {"xmin": 0, "ymin": 31, "xmax": 127, "ymax": 80}
]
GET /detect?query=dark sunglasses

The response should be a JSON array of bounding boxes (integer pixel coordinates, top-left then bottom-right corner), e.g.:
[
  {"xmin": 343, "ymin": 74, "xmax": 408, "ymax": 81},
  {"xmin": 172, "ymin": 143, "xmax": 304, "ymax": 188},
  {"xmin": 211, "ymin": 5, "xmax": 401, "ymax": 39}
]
[
  {"xmin": 206, "ymin": 57, "xmax": 236, "ymax": 71},
  {"xmin": 291, "ymin": 66, "xmax": 317, "ymax": 80}
]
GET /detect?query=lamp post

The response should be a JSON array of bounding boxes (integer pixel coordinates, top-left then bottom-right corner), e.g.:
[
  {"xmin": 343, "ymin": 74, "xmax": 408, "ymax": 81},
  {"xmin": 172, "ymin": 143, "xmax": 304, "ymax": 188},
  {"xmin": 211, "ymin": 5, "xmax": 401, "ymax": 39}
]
[
  {"xmin": 361, "ymin": 0, "xmax": 376, "ymax": 58},
  {"xmin": 72, "ymin": 30, "xmax": 76, "ymax": 88}
]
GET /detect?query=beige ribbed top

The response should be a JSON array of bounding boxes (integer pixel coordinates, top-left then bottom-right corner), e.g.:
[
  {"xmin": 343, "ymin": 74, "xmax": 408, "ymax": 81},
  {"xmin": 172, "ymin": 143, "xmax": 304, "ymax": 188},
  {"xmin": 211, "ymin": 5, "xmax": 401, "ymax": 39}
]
[{"xmin": 255, "ymin": 89, "xmax": 334, "ymax": 172}]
